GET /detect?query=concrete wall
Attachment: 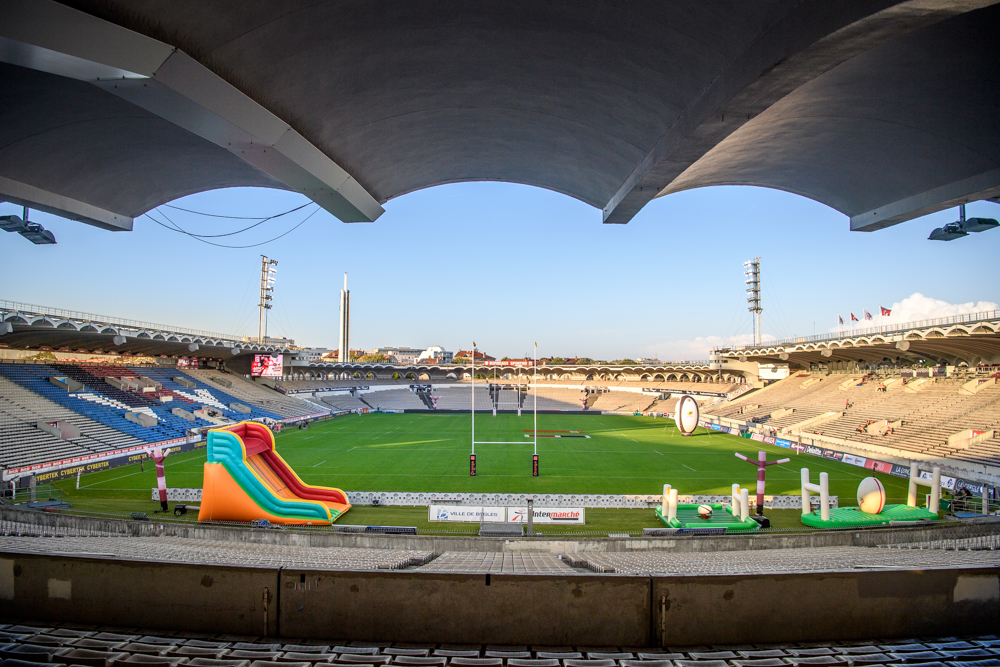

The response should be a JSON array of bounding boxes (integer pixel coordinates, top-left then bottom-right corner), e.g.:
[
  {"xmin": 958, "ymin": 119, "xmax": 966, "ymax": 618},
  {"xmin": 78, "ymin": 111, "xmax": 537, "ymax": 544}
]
[
  {"xmin": 279, "ymin": 570, "xmax": 650, "ymax": 645},
  {"xmin": 1, "ymin": 551, "xmax": 996, "ymax": 645},
  {"xmin": 652, "ymin": 567, "xmax": 1000, "ymax": 646},
  {"xmin": 0, "ymin": 553, "xmax": 278, "ymax": 635}
]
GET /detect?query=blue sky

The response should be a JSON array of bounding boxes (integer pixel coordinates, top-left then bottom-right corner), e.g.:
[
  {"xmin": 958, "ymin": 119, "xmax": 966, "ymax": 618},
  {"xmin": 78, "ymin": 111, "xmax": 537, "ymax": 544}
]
[{"xmin": 2, "ymin": 184, "xmax": 998, "ymax": 360}]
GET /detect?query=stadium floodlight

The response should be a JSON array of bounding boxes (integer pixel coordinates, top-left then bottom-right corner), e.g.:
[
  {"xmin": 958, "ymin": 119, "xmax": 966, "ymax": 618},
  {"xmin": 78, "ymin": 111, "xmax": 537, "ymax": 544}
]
[
  {"xmin": 929, "ymin": 204, "xmax": 999, "ymax": 241},
  {"xmin": 19, "ymin": 222, "xmax": 56, "ymax": 244},
  {"xmin": 0, "ymin": 215, "xmax": 28, "ymax": 233}
]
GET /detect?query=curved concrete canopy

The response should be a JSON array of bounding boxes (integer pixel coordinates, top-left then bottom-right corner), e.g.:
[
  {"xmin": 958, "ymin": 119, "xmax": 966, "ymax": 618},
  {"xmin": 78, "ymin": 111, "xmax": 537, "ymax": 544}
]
[{"xmin": 0, "ymin": 0, "xmax": 997, "ymax": 231}]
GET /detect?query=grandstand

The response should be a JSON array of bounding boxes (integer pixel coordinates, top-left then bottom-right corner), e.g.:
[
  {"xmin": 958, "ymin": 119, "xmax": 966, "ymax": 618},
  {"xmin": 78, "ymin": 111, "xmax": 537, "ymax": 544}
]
[
  {"xmin": 706, "ymin": 371, "xmax": 1000, "ymax": 469},
  {"xmin": 590, "ymin": 391, "xmax": 656, "ymax": 414},
  {"xmin": 0, "ymin": 375, "xmax": 146, "ymax": 469},
  {"xmin": 364, "ymin": 388, "xmax": 428, "ymax": 411},
  {"xmin": 0, "ymin": 362, "xmax": 287, "ymax": 444},
  {"xmin": 184, "ymin": 368, "xmax": 324, "ymax": 418}
]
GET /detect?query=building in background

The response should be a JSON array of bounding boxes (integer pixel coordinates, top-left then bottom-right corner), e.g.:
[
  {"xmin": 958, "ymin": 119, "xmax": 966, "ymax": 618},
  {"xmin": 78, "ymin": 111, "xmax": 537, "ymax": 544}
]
[
  {"xmin": 417, "ymin": 346, "xmax": 453, "ymax": 364},
  {"xmin": 373, "ymin": 347, "xmax": 424, "ymax": 365}
]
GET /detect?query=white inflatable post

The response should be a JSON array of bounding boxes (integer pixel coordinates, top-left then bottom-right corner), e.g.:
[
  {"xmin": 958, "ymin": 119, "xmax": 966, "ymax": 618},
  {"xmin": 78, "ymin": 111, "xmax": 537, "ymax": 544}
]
[
  {"xmin": 668, "ymin": 488, "xmax": 678, "ymax": 522},
  {"xmin": 930, "ymin": 467, "xmax": 941, "ymax": 513},
  {"xmin": 800, "ymin": 468, "xmax": 811, "ymax": 514},
  {"xmin": 740, "ymin": 487, "xmax": 750, "ymax": 522},
  {"xmin": 907, "ymin": 463, "xmax": 942, "ymax": 512},
  {"xmin": 662, "ymin": 484, "xmax": 671, "ymax": 516},
  {"xmin": 801, "ymin": 468, "xmax": 831, "ymax": 521},
  {"xmin": 907, "ymin": 462, "xmax": 919, "ymax": 507},
  {"xmin": 731, "ymin": 483, "xmax": 741, "ymax": 517}
]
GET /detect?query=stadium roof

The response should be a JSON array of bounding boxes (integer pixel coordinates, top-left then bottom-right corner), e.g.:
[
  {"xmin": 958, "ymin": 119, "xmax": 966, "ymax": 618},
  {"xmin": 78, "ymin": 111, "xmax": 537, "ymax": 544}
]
[
  {"xmin": 716, "ymin": 311, "xmax": 1000, "ymax": 367},
  {"xmin": 1, "ymin": 1, "xmax": 997, "ymax": 231},
  {"xmin": 0, "ymin": 300, "xmax": 289, "ymax": 359}
]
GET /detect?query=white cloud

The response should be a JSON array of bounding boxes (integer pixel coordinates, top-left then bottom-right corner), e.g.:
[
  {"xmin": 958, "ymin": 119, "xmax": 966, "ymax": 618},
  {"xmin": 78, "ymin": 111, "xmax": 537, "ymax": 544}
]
[
  {"xmin": 830, "ymin": 293, "xmax": 998, "ymax": 332},
  {"xmin": 645, "ymin": 333, "xmax": 777, "ymax": 361}
]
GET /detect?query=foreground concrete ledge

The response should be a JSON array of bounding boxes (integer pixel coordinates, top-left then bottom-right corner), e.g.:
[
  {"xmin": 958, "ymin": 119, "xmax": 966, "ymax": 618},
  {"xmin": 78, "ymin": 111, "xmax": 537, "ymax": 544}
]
[
  {"xmin": 1, "ymin": 550, "xmax": 997, "ymax": 645},
  {"xmin": 3, "ymin": 506, "xmax": 1000, "ymax": 553}
]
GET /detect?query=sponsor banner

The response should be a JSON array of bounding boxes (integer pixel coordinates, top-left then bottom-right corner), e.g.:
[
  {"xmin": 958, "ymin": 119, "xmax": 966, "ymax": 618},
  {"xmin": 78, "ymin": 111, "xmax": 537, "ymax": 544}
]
[
  {"xmin": 805, "ymin": 445, "xmax": 823, "ymax": 456},
  {"xmin": 917, "ymin": 469, "xmax": 957, "ymax": 490},
  {"xmin": 954, "ymin": 479, "xmax": 984, "ymax": 495},
  {"xmin": 507, "ymin": 507, "xmax": 585, "ymax": 524},
  {"xmin": 774, "ymin": 438, "xmax": 792, "ymax": 449},
  {"xmin": 482, "ymin": 360, "xmax": 534, "ymax": 367},
  {"xmin": 2, "ymin": 435, "xmax": 199, "ymax": 481},
  {"xmin": 4, "ymin": 436, "xmax": 204, "ymax": 483},
  {"xmin": 280, "ymin": 412, "xmax": 331, "ymax": 424},
  {"xmin": 762, "ymin": 436, "xmax": 776, "ymax": 445},
  {"xmin": 750, "ymin": 433, "xmax": 765, "ymax": 442},
  {"xmin": 708, "ymin": 423, "xmax": 722, "ymax": 431},
  {"xmin": 429, "ymin": 505, "xmax": 504, "ymax": 522},
  {"xmin": 822, "ymin": 449, "xmax": 844, "ymax": 461},
  {"xmin": 842, "ymin": 454, "xmax": 868, "ymax": 467},
  {"xmin": 890, "ymin": 464, "xmax": 912, "ymax": 478},
  {"xmin": 791, "ymin": 442, "xmax": 808, "ymax": 453}
]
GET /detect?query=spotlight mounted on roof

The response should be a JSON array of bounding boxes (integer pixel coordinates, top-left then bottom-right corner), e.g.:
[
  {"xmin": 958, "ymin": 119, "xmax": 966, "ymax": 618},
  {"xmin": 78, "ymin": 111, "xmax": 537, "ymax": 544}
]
[
  {"xmin": 929, "ymin": 204, "xmax": 998, "ymax": 241},
  {"xmin": 0, "ymin": 208, "xmax": 56, "ymax": 244}
]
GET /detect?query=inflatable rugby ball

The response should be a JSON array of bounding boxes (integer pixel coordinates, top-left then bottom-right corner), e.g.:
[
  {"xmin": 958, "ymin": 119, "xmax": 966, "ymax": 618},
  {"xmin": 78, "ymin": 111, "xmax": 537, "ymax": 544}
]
[
  {"xmin": 857, "ymin": 476, "xmax": 886, "ymax": 514},
  {"xmin": 675, "ymin": 395, "xmax": 700, "ymax": 436},
  {"xmin": 697, "ymin": 504, "xmax": 713, "ymax": 519}
]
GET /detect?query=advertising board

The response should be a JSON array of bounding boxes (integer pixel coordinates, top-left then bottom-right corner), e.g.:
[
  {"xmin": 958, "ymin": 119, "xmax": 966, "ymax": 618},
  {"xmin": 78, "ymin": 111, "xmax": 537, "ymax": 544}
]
[
  {"xmin": 506, "ymin": 507, "xmax": 585, "ymax": 524},
  {"xmin": 427, "ymin": 505, "xmax": 585, "ymax": 524},
  {"xmin": 251, "ymin": 354, "xmax": 283, "ymax": 377},
  {"xmin": 428, "ymin": 505, "xmax": 504, "ymax": 522}
]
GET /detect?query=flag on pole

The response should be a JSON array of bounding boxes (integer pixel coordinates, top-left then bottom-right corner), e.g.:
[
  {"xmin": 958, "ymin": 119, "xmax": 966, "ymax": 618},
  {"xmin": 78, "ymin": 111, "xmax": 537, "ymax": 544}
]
[
  {"xmin": 850, "ymin": 313, "xmax": 859, "ymax": 322},
  {"xmin": 864, "ymin": 310, "xmax": 872, "ymax": 321},
  {"xmin": 838, "ymin": 315, "xmax": 844, "ymax": 326},
  {"xmin": 880, "ymin": 306, "xmax": 891, "ymax": 316}
]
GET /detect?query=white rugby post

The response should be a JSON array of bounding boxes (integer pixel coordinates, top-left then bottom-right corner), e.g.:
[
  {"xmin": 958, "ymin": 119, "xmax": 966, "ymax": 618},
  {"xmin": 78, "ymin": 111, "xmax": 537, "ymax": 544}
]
[
  {"xmin": 907, "ymin": 463, "xmax": 941, "ymax": 513},
  {"xmin": 471, "ymin": 343, "xmax": 539, "ymax": 476},
  {"xmin": 800, "ymin": 468, "xmax": 830, "ymax": 521}
]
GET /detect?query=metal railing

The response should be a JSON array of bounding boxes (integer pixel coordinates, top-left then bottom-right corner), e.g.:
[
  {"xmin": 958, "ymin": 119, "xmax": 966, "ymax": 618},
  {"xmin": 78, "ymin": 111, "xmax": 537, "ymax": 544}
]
[
  {"xmin": 717, "ymin": 309, "xmax": 1000, "ymax": 352},
  {"xmin": 0, "ymin": 299, "xmax": 247, "ymax": 342}
]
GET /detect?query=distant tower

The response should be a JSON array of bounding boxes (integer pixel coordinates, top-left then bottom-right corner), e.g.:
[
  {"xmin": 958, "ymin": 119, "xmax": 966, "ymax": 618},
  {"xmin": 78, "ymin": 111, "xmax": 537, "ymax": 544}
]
[{"xmin": 338, "ymin": 273, "xmax": 350, "ymax": 362}]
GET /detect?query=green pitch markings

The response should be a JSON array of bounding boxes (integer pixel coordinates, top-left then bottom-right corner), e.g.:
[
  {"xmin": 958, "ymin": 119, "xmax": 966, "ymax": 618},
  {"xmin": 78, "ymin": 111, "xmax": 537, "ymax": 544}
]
[{"xmin": 52, "ymin": 413, "xmax": 910, "ymax": 508}]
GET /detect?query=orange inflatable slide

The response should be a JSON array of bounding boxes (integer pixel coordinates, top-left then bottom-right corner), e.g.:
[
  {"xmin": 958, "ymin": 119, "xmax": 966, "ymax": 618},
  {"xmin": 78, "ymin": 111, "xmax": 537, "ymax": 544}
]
[{"xmin": 198, "ymin": 421, "xmax": 350, "ymax": 525}]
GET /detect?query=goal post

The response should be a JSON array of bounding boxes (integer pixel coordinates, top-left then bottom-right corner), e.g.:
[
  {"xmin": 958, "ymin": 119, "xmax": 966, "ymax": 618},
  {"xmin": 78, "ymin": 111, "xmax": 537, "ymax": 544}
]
[{"xmin": 470, "ymin": 343, "xmax": 539, "ymax": 476}]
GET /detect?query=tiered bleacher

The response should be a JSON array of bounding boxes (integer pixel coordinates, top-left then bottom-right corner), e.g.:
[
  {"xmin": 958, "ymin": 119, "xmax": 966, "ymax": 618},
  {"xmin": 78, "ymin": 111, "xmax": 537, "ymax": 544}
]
[
  {"xmin": 0, "ymin": 375, "xmax": 146, "ymax": 469},
  {"xmin": 0, "ymin": 618, "xmax": 996, "ymax": 665},
  {"xmin": 184, "ymin": 369, "xmax": 323, "ymax": 418},
  {"xmin": 319, "ymin": 393, "xmax": 371, "ymax": 412},
  {"xmin": 707, "ymin": 372, "xmax": 1000, "ymax": 468},
  {"xmin": 363, "ymin": 388, "xmax": 427, "ymax": 411},
  {"xmin": 590, "ymin": 392, "xmax": 656, "ymax": 414},
  {"xmin": 431, "ymin": 387, "xmax": 493, "ymax": 410},
  {"xmin": 0, "ymin": 363, "xmax": 285, "ymax": 446}
]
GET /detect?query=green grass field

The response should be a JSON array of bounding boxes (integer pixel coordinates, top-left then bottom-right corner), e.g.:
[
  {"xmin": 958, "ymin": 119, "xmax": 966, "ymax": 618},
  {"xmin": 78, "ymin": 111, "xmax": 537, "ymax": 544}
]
[{"xmin": 51, "ymin": 413, "xmax": 913, "ymax": 532}]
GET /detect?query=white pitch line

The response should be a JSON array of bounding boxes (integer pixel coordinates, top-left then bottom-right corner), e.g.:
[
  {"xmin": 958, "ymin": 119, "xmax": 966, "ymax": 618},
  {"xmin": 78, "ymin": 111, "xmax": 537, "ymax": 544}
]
[
  {"xmin": 653, "ymin": 450, "xmax": 664, "ymax": 456},
  {"xmin": 682, "ymin": 463, "xmax": 696, "ymax": 471},
  {"xmin": 346, "ymin": 447, "xmax": 356, "ymax": 453},
  {"xmin": 312, "ymin": 460, "xmax": 327, "ymax": 467}
]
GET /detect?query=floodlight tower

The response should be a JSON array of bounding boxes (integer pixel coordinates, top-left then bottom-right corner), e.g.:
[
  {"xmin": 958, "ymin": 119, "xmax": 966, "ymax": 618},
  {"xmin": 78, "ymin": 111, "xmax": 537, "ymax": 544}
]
[
  {"xmin": 258, "ymin": 256, "xmax": 278, "ymax": 344},
  {"xmin": 744, "ymin": 257, "xmax": 762, "ymax": 346}
]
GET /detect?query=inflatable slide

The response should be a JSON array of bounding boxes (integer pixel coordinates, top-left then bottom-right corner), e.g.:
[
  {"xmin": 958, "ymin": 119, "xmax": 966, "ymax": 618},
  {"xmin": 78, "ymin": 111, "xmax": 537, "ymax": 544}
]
[{"xmin": 198, "ymin": 421, "xmax": 350, "ymax": 525}]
